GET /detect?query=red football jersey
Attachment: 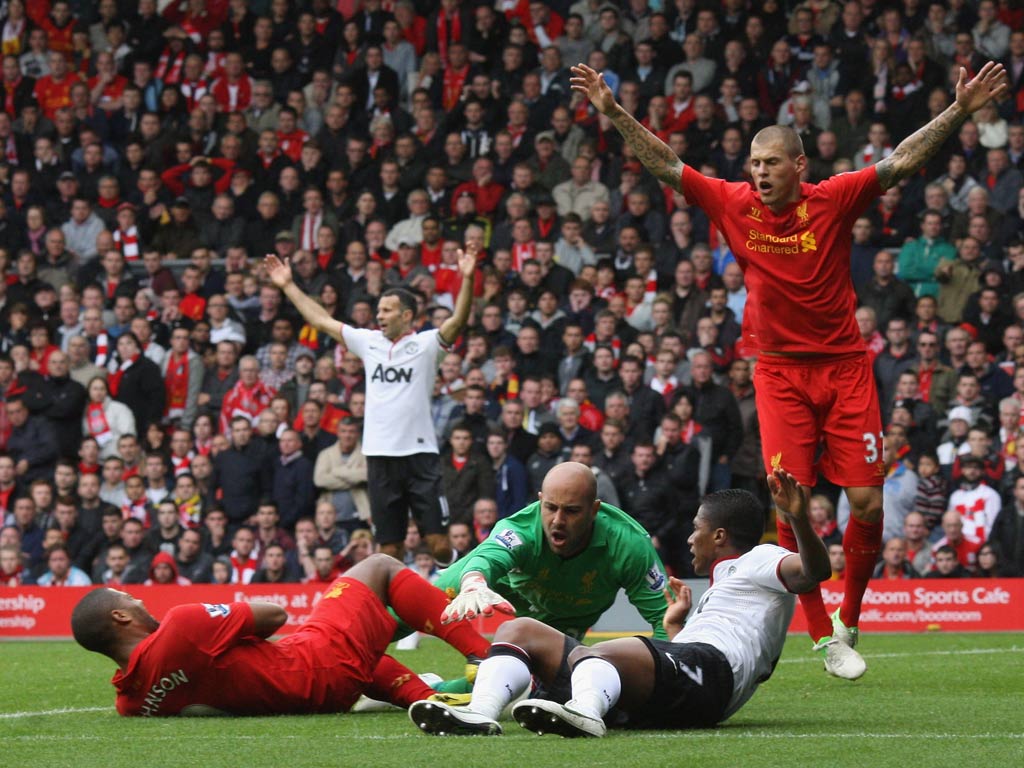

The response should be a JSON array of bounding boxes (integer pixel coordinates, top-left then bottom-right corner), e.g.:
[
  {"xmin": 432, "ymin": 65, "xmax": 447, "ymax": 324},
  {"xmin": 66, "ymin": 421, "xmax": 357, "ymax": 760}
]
[
  {"xmin": 112, "ymin": 590, "xmax": 390, "ymax": 716},
  {"xmin": 681, "ymin": 165, "xmax": 881, "ymax": 355}
]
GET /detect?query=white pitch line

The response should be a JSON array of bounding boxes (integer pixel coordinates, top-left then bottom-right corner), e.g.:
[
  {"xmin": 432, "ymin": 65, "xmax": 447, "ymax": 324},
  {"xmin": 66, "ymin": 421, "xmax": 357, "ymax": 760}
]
[
  {"xmin": 3, "ymin": 732, "xmax": 1022, "ymax": 742},
  {"xmin": 777, "ymin": 645, "xmax": 1022, "ymax": 664},
  {"xmin": 0, "ymin": 706, "xmax": 109, "ymax": 720},
  {"xmin": 0, "ymin": 646, "xmax": 1019, "ymax": 722}
]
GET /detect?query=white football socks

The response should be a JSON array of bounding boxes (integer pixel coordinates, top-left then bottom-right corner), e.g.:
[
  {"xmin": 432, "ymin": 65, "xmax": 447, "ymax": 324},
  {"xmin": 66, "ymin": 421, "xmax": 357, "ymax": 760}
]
[
  {"xmin": 569, "ymin": 657, "xmax": 621, "ymax": 719},
  {"xmin": 469, "ymin": 647, "xmax": 533, "ymax": 721}
]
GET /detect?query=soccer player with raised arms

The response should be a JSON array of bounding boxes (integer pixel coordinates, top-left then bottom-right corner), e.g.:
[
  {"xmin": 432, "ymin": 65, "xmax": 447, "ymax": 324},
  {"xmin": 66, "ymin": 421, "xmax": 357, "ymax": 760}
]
[
  {"xmin": 568, "ymin": 60, "xmax": 1008, "ymax": 678},
  {"xmin": 265, "ymin": 245, "xmax": 478, "ymax": 567}
]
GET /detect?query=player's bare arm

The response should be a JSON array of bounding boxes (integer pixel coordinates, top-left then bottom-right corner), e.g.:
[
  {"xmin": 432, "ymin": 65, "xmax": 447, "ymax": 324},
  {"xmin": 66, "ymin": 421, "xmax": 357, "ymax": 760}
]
[
  {"xmin": 662, "ymin": 577, "xmax": 692, "ymax": 638},
  {"xmin": 439, "ymin": 243, "xmax": 479, "ymax": 346},
  {"xmin": 263, "ymin": 254, "xmax": 346, "ymax": 344},
  {"xmin": 875, "ymin": 62, "xmax": 1009, "ymax": 190},
  {"xmin": 250, "ymin": 602, "xmax": 288, "ymax": 637},
  {"xmin": 570, "ymin": 63, "xmax": 684, "ymax": 190},
  {"xmin": 768, "ymin": 469, "xmax": 831, "ymax": 593}
]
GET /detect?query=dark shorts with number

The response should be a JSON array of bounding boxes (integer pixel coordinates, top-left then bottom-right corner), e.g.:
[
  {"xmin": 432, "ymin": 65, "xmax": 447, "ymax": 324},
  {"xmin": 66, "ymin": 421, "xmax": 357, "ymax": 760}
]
[
  {"xmin": 366, "ymin": 453, "xmax": 448, "ymax": 544},
  {"xmin": 538, "ymin": 636, "xmax": 734, "ymax": 730},
  {"xmin": 626, "ymin": 638, "xmax": 735, "ymax": 729}
]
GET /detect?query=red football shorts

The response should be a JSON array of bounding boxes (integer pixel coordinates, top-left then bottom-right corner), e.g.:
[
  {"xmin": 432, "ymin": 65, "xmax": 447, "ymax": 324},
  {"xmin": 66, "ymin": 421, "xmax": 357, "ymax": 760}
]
[
  {"xmin": 277, "ymin": 578, "xmax": 398, "ymax": 710},
  {"xmin": 754, "ymin": 352, "xmax": 884, "ymax": 488}
]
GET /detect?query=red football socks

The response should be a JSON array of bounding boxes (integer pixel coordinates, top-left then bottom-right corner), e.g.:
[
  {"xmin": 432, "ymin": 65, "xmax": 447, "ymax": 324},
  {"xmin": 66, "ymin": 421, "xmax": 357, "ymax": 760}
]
[
  {"xmin": 777, "ymin": 520, "xmax": 833, "ymax": 642},
  {"xmin": 841, "ymin": 516, "xmax": 883, "ymax": 628},
  {"xmin": 387, "ymin": 568, "xmax": 491, "ymax": 658},
  {"xmin": 364, "ymin": 654, "xmax": 434, "ymax": 708}
]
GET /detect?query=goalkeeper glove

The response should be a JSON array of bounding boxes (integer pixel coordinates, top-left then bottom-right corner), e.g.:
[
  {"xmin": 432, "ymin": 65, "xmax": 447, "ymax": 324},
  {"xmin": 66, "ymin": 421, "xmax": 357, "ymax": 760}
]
[{"xmin": 440, "ymin": 571, "xmax": 515, "ymax": 624}]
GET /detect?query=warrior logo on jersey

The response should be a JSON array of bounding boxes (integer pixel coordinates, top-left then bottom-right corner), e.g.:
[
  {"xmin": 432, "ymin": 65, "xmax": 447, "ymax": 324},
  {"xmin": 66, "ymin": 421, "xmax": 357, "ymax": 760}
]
[
  {"xmin": 370, "ymin": 363, "xmax": 413, "ymax": 383},
  {"xmin": 646, "ymin": 565, "xmax": 666, "ymax": 591},
  {"xmin": 495, "ymin": 529, "xmax": 523, "ymax": 550},
  {"xmin": 203, "ymin": 603, "xmax": 231, "ymax": 618},
  {"xmin": 746, "ymin": 206, "xmax": 762, "ymax": 221}
]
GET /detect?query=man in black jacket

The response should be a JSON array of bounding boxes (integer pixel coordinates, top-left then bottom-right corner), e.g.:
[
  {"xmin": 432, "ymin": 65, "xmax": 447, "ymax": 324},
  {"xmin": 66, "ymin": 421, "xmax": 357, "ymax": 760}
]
[
  {"xmin": 618, "ymin": 442, "xmax": 677, "ymax": 571},
  {"xmin": 212, "ymin": 416, "xmax": 274, "ymax": 525},
  {"xmin": 6, "ymin": 396, "xmax": 59, "ymax": 484},
  {"xmin": 272, "ymin": 429, "xmax": 316, "ymax": 528},
  {"xmin": 655, "ymin": 413, "xmax": 701, "ymax": 576},
  {"xmin": 43, "ymin": 350, "xmax": 86, "ymax": 459},
  {"xmin": 685, "ymin": 351, "xmax": 742, "ymax": 493},
  {"xmin": 111, "ymin": 332, "xmax": 165, "ymax": 434},
  {"xmin": 618, "ymin": 355, "xmax": 665, "ymax": 441},
  {"xmin": 441, "ymin": 423, "xmax": 496, "ymax": 524}
]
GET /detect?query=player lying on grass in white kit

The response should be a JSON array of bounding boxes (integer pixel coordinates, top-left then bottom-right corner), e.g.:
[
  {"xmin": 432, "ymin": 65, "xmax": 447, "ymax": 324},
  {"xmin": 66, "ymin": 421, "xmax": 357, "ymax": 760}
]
[{"xmin": 409, "ymin": 467, "xmax": 830, "ymax": 736}]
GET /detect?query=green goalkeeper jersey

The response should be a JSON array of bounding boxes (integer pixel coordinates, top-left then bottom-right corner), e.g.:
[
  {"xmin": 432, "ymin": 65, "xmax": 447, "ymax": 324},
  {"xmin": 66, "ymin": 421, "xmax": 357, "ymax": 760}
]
[{"xmin": 435, "ymin": 501, "xmax": 669, "ymax": 640}]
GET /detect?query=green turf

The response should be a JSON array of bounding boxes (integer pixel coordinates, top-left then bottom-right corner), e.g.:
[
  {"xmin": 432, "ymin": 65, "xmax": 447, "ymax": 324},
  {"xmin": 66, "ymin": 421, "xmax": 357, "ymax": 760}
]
[{"xmin": 1, "ymin": 633, "xmax": 1021, "ymax": 768}]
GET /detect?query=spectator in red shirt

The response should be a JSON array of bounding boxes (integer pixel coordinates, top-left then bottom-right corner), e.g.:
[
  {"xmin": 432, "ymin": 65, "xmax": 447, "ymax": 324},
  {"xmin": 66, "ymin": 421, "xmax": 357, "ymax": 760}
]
[
  {"xmin": 276, "ymin": 107, "xmax": 309, "ymax": 162},
  {"xmin": 452, "ymin": 157, "xmax": 506, "ymax": 218},
  {"xmin": 33, "ymin": 52, "xmax": 76, "ymax": 120},
  {"xmin": 27, "ymin": 0, "xmax": 75, "ymax": 57},
  {"xmin": 209, "ymin": 51, "xmax": 252, "ymax": 112}
]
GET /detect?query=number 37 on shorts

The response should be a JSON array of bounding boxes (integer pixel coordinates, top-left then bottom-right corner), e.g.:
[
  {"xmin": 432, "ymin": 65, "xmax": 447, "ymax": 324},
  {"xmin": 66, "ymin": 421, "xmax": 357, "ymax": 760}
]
[{"xmin": 861, "ymin": 431, "xmax": 884, "ymax": 464}]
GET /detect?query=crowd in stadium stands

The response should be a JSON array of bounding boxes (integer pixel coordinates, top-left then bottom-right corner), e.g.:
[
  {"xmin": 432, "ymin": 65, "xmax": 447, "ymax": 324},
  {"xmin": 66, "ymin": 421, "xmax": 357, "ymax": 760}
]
[{"xmin": 1, "ymin": 0, "xmax": 1024, "ymax": 593}]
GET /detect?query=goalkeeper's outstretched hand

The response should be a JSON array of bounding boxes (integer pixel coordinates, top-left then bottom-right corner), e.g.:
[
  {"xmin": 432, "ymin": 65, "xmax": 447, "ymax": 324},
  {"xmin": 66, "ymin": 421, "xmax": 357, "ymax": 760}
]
[{"xmin": 441, "ymin": 572, "xmax": 516, "ymax": 624}]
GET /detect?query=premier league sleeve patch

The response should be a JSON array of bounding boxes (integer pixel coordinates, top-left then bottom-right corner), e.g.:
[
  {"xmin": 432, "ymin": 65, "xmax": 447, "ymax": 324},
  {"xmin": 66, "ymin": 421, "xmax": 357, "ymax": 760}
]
[
  {"xmin": 203, "ymin": 603, "xmax": 231, "ymax": 618},
  {"xmin": 494, "ymin": 529, "xmax": 523, "ymax": 550},
  {"xmin": 645, "ymin": 566, "xmax": 666, "ymax": 591}
]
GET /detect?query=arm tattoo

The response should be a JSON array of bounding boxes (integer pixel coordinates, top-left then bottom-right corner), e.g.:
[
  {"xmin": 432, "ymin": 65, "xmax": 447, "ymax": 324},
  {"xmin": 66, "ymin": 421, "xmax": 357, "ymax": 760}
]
[
  {"xmin": 608, "ymin": 104, "xmax": 685, "ymax": 190},
  {"xmin": 875, "ymin": 103, "xmax": 969, "ymax": 189}
]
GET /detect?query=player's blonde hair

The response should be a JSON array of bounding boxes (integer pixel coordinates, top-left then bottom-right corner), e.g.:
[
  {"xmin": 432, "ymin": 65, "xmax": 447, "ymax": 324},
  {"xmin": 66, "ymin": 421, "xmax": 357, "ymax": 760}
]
[{"xmin": 751, "ymin": 125, "xmax": 805, "ymax": 159}]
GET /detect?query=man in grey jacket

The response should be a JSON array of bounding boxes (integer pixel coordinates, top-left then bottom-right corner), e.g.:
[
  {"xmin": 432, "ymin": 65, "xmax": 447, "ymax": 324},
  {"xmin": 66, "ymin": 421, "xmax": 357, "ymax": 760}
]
[{"xmin": 313, "ymin": 417, "xmax": 370, "ymax": 538}]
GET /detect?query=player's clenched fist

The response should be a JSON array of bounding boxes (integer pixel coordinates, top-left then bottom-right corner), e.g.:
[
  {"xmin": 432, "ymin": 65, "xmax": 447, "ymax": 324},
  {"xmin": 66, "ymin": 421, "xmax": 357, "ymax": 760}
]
[{"xmin": 441, "ymin": 572, "xmax": 515, "ymax": 624}]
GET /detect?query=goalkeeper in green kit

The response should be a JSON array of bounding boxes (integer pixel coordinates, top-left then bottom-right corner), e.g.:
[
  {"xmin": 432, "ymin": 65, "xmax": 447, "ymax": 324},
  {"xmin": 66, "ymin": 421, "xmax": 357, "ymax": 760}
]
[
  {"xmin": 352, "ymin": 462, "xmax": 667, "ymax": 708},
  {"xmin": 436, "ymin": 462, "xmax": 669, "ymax": 641}
]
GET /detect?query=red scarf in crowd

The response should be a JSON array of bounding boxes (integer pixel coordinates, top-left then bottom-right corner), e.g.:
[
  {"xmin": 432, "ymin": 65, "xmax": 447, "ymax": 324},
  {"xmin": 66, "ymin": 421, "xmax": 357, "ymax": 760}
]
[
  {"xmin": 108, "ymin": 356, "xmax": 137, "ymax": 397},
  {"xmin": 114, "ymin": 226, "xmax": 140, "ymax": 261},
  {"xmin": 155, "ymin": 48, "xmax": 187, "ymax": 84},
  {"xmin": 164, "ymin": 353, "xmax": 190, "ymax": 419},
  {"xmin": 122, "ymin": 498, "xmax": 151, "ymax": 528},
  {"xmin": 85, "ymin": 402, "xmax": 114, "ymax": 448},
  {"xmin": 511, "ymin": 241, "xmax": 535, "ymax": 271},
  {"xmin": 219, "ymin": 379, "xmax": 274, "ymax": 433},
  {"xmin": 230, "ymin": 554, "xmax": 257, "ymax": 584},
  {"xmin": 2, "ymin": 563, "xmax": 24, "ymax": 586},
  {"xmin": 436, "ymin": 8, "xmax": 462, "ymax": 65},
  {"xmin": 442, "ymin": 63, "xmax": 469, "ymax": 111},
  {"xmin": 171, "ymin": 452, "xmax": 193, "ymax": 476},
  {"xmin": 180, "ymin": 77, "xmax": 209, "ymax": 110},
  {"xmin": 681, "ymin": 419, "xmax": 702, "ymax": 444}
]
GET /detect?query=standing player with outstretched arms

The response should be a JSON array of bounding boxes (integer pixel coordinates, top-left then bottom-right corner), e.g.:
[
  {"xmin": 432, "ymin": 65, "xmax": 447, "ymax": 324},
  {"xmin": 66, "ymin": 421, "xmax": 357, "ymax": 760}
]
[
  {"xmin": 265, "ymin": 245, "xmax": 479, "ymax": 565},
  {"xmin": 569, "ymin": 61, "xmax": 1008, "ymax": 679}
]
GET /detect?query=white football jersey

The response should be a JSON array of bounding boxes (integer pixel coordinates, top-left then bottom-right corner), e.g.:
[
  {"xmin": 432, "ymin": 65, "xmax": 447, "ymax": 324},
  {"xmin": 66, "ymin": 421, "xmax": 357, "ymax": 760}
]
[
  {"xmin": 674, "ymin": 544, "xmax": 796, "ymax": 718},
  {"xmin": 342, "ymin": 327, "xmax": 446, "ymax": 457}
]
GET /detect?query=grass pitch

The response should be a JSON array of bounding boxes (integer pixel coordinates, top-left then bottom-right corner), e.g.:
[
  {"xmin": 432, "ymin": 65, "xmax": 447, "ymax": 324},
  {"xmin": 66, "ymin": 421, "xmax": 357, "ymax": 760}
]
[{"xmin": 1, "ymin": 633, "xmax": 1020, "ymax": 768}]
